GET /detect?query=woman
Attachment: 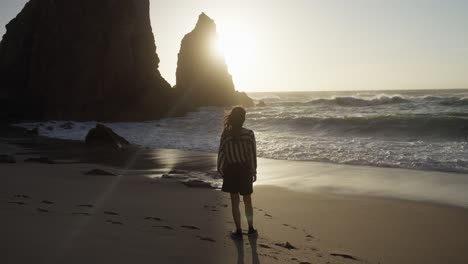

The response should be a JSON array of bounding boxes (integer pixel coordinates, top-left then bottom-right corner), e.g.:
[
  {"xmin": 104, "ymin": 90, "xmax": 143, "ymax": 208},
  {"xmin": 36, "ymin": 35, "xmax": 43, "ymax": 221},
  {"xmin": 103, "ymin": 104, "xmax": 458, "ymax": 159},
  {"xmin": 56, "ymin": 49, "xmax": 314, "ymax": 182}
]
[{"xmin": 217, "ymin": 106, "xmax": 258, "ymax": 240}]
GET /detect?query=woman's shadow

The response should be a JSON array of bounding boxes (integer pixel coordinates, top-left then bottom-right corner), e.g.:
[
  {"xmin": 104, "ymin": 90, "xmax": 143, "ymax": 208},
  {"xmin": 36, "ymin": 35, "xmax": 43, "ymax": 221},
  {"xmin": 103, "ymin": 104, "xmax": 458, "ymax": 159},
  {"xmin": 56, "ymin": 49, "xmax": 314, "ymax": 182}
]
[{"xmin": 231, "ymin": 234, "xmax": 260, "ymax": 264}]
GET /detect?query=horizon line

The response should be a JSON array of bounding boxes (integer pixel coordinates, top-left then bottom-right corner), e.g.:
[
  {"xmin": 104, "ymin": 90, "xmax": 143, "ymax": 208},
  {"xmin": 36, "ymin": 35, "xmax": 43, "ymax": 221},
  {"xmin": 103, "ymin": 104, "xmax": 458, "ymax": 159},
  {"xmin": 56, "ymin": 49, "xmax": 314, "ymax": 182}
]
[{"xmin": 244, "ymin": 87, "xmax": 468, "ymax": 93}]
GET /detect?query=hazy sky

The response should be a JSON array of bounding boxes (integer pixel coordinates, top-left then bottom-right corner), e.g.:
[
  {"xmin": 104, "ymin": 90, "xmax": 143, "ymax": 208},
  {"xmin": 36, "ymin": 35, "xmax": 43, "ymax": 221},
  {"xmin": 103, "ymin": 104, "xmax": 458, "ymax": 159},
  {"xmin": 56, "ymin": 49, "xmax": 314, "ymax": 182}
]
[{"xmin": 1, "ymin": 0, "xmax": 468, "ymax": 92}]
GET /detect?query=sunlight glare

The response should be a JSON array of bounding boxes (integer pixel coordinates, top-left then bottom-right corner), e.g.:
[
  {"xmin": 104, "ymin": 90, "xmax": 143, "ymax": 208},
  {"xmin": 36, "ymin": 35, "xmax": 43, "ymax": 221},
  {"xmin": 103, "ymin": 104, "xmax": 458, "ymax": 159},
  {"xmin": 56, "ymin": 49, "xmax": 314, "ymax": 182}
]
[{"xmin": 214, "ymin": 20, "xmax": 257, "ymax": 91}]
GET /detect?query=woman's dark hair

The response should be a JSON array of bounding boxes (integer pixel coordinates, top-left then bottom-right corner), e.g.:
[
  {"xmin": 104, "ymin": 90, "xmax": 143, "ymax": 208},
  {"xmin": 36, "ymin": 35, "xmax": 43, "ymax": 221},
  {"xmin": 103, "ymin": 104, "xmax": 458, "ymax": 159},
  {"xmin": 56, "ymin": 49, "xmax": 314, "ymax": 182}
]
[{"xmin": 224, "ymin": 106, "xmax": 246, "ymax": 137}]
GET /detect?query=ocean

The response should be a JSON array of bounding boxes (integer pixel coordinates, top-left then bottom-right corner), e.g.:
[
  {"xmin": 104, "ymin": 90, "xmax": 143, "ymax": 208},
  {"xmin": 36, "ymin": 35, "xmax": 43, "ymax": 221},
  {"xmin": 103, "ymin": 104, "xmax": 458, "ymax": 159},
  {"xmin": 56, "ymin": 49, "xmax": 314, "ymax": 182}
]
[{"xmin": 16, "ymin": 89, "xmax": 468, "ymax": 174}]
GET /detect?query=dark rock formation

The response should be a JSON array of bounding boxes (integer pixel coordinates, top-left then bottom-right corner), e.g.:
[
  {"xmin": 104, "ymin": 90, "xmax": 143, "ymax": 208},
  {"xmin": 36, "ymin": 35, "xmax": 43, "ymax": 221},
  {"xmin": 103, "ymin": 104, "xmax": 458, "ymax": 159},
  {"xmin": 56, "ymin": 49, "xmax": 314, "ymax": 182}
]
[
  {"xmin": 257, "ymin": 100, "xmax": 266, "ymax": 107},
  {"xmin": 85, "ymin": 124, "xmax": 130, "ymax": 149},
  {"xmin": 175, "ymin": 13, "xmax": 254, "ymax": 107},
  {"xmin": 0, "ymin": 0, "xmax": 175, "ymax": 121}
]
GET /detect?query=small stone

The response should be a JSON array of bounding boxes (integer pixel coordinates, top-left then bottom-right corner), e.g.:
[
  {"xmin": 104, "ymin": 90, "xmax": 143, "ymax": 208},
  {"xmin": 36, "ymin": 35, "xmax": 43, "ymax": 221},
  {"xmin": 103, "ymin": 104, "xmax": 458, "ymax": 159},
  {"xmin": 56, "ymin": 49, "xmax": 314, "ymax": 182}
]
[
  {"xmin": 274, "ymin": 241, "xmax": 296, "ymax": 250},
  {"xmin": 181, "ymin": 179, "xmax": 214, "ymax": 189}
]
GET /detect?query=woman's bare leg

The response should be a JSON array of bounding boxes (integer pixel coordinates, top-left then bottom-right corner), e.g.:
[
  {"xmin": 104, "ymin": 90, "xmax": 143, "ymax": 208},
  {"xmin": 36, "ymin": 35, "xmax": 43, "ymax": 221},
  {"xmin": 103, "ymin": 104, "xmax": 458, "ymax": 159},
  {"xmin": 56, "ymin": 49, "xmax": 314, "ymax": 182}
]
[
  {"xmin": 230, "ymin": 193, "xmax": 241, "ymax": 230},
  {"xmin": 243, "ymin": 195, "xmax": 254, "ymax": 229}
]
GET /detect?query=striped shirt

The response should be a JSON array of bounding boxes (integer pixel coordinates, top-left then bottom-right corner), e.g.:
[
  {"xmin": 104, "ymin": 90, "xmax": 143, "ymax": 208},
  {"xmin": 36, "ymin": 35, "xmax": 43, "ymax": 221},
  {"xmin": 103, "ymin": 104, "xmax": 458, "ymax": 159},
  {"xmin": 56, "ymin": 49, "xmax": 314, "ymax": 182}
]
[{"xmin": 217, "ymin": 128, "xmax": 257, "ymax": 176}]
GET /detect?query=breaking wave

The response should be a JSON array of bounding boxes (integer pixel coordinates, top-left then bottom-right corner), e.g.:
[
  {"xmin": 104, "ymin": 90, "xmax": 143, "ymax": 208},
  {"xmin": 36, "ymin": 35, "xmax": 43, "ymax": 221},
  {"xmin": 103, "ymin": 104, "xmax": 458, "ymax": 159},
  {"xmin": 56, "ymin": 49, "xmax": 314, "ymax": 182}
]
[
  {"xmin": 15, "ymin": 90, "xmax": 468, "ymax": 174},
  {"xmin": 305, "ymin": 95, "xmax": 409, "ymax": 107},
  {"xmin": 253, "ymin": 115, "xmax": 468, "ymax": 139},
  {"xmin": 439, "ymin": 97, "xmax": 468, "ymax": 107}
]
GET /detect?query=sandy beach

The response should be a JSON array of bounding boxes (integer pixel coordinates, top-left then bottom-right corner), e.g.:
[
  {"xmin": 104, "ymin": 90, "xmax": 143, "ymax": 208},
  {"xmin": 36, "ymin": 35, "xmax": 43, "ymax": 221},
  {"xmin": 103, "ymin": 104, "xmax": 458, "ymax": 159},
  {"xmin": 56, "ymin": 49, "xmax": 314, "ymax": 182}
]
[
  {"xmin": 1, "ymin": 0, "xmax": 467, "ymax": 263},
  {"xmin": 1, "ymin": 128, "xmax": 468, "ymax": 264}
]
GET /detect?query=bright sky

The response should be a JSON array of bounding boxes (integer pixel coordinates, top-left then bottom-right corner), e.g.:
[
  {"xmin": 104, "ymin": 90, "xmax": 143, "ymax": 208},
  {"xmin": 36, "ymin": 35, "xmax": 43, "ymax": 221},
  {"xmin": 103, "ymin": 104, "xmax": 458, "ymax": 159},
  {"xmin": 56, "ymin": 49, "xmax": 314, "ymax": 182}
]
[{"xmin": 1, "ymin": 0, "xmax": 468, "ymax": 92}]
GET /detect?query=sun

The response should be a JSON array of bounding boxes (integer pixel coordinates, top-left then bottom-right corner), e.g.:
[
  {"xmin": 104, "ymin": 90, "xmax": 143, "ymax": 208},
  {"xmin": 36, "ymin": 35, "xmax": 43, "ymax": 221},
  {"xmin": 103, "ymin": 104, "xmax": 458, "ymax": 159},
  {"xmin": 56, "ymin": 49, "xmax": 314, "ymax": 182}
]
[
  {"xmin": 212, "ymin": 35, "xmax": 225, "ymax": 58},
  {"xmin": 214, "ymin": 31, "xmax": 252, "ymax": 69},
  {"xmin": 211, "ymin": 21, "xmax": 256, "ymax": 91}
]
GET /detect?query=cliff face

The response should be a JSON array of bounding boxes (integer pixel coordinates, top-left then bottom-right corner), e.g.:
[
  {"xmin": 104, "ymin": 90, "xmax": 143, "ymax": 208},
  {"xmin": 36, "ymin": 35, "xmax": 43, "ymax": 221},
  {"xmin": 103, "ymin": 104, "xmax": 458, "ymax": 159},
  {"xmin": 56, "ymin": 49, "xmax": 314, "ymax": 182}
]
[
  {"xmin": 175, "ymin": 13, "xmax": 253, "ymax": 107},
  {"xmin": 0, "ymin": 0, "xmax": 174, "ymax": 121}
]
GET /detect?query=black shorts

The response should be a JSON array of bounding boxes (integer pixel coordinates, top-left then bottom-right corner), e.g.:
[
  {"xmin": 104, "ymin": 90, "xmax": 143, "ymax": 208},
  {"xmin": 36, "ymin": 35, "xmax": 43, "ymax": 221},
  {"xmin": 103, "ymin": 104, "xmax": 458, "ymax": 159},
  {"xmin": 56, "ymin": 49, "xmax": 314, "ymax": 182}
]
[{"xmin": 221, "ymin": 163, "xmax": 253, "ymax": 196}]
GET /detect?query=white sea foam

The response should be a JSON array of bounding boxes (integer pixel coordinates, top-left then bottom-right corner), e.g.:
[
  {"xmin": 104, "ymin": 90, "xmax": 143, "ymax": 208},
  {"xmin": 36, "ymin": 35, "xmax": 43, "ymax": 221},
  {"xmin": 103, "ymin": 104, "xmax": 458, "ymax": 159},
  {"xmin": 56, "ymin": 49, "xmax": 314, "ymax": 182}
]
[
  {"xmin": 15, "ymin": 90, "xmax": 468, "ymax": 173},
  {"xmin": 305, "ymin": 95, "xmax": 409, "ymax": 106}
]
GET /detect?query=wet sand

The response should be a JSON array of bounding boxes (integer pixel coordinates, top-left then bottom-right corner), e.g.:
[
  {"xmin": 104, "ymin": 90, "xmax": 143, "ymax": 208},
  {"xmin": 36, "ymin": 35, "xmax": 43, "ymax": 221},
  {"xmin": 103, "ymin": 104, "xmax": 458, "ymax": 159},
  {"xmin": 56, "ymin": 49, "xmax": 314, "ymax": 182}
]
[{"xmin": 1, "ymin": 126, "xmax": 468, "ymax": 263}]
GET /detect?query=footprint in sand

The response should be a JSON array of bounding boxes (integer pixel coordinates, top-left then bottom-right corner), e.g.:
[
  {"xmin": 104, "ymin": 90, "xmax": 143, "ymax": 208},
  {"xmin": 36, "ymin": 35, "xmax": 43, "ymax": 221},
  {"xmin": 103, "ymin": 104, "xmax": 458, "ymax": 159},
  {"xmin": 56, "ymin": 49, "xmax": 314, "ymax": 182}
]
[
  {"xmin": 106, "ymin": 220, "xmax": 124, "ymax": 225},
  {"xmin": 13, "ymin": 194, "xmax": 31, "ymax": 199},
  {"xmin": 104, "ymin": 211, "xmax": 119, "ymax": 216},
  {"xmin": 330, "ymin": 253, "xmax": 358, "ymax": 261},
  {"xmin": 283, "ymin": 223, "xmax": 299, "ymax": 230},
  {"xmin": 76, "ymin": 204, "xmax": 94, "ymax": 208},
  {"xmin": 41, "ymin": 200, "xmax": 54, "ymax": 205},
  {"xmin": 153, "ymin": 225, "xmax": 174, "ymax": 230},
  {"xmin": 37, "ymin": 208, "xmax": 50, "ymax": 213},
  {"xmin": 144, "ymin": 216, "xmax": 162, "ymax": 221},
  {"xmin": 196, "ymin": 235, "xmax": 215, "ymax": 242},
  {"xmin": 180, "ymin": 225, "xmax": 200, "ymax": 230},
  {"xmin": 72, "ymin": 212, "xmax": 92, "ymax": 216},
  {"xmin": 264, "ymin": 213, "xmax": 272, "ymax": 218},
  {"xmin": 259, "ymin": 244, "xmax": 272, "ymax": 249},
  {"xmin": 8, "ymin": 201, "xmax": 27, "ymax": 205},
  {"xmin": 203, "ymin": 205, "xmax": 220, "ymax": 211}
]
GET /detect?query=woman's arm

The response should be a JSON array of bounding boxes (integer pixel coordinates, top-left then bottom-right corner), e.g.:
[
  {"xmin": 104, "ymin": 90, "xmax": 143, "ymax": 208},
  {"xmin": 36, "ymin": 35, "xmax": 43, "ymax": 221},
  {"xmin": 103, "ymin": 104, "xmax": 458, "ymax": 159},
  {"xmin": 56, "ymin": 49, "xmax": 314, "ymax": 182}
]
[
  {"xmin": 250, "ymin": 131, "xmax": 257, "ymax": 182},
  {"xmin": 217, "ymin": 132, "xmax": 226, "ymax": 176}
]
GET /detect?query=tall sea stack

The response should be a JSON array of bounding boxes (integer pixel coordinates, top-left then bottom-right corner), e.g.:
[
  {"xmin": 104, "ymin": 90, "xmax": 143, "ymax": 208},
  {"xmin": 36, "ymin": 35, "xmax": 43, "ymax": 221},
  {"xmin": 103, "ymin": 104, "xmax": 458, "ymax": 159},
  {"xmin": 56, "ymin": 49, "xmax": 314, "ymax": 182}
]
[
  {"xmin": 0, "ymin": 0, "xmax": 174, "ymax": 121},
  {"xmin": 175, "ymin": 13, "xmax": 253, "ymax": 107}
]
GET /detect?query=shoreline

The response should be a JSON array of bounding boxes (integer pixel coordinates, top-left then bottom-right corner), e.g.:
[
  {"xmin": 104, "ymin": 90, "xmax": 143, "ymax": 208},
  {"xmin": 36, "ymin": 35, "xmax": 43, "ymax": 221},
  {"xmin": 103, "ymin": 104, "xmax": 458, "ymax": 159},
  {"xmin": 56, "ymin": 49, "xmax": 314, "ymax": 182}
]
[
  {"xmin": 2, "ymin": 124, "xmax": 468, "ymax": 209},
  {"xmin": 12, "ymin": 100, "xmax": 468, "ymax": 176},
  {"xmin": 6, "ymin": 120, "xmax": 468, "ymax": 177},
  {"xmin": 2, "ymin": 125, "xmax": 468, "ymax": 263}
]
